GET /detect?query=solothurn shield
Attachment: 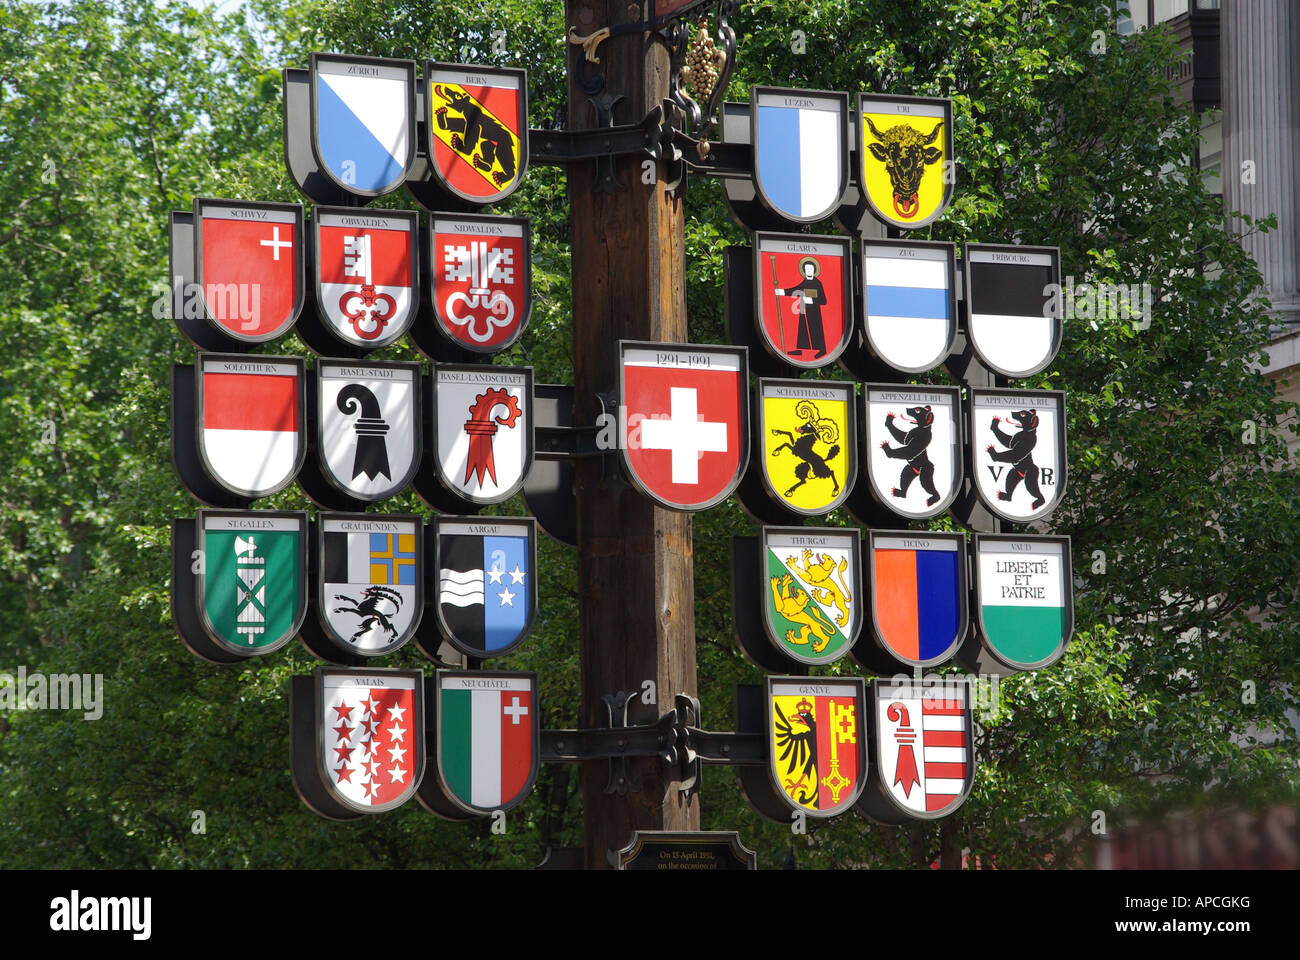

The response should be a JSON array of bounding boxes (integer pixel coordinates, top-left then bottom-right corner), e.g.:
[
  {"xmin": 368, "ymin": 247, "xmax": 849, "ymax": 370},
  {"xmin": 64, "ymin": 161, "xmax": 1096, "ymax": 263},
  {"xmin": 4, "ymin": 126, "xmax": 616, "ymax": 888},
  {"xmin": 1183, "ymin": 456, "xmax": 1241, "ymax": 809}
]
[
  {"xmin": 758, "ymin": 378, "xmax": 856, "ymax": 516},
  {"xmin": 310, "ymin": 53, "xmax": 416, "ymax": 198},
  {"xmin": 870, "ymin": 679, "xmax": 974, "ymax": 820},
  {"xmin": 761, "ymin": 527, "xmax": 861, "ymax": 666},
  {"xmin": 973, "ymin": 534, "xmax": 1073, "ymax": 670},
  {"xmin": 861, "ymin": 239, "xmax": 957, "ymax": 373},
  {"xmin": 865, "ymin": 530, "xmax": 967, "ymax": 669},
  {"xmin": 766, "ymin": 676, "xmax": 867, "ymax": 817},
  {"xmin": 313, "ymin": 208, "xmax": 418, "ymax": 348},
  {"xmin": 424, "ymin": 62, "xmax": 528, "ymax": 204},
  {"xmin": 863, "ymin": 383, "xmax": 961, "ymax": 520},
  {"xmin": 436, "ymin": 670, "xmax": 539, "ymax": 815},
  {"xmin": 317, "ymin": 360, "xmax": 420, "ymax": 501},
  {"xmin": 964, "ymin": 243, "xmax": 1062, "ymax": 378},
  {"xmin": 432, "ymin": 364, "xmax": 533, "ymax": 505},
  {"xmin": 434, "ymin": 516, "xmax": 536, "ymax": 659},
  {"xmin": 753, "ymin": 233, "xmax": 852, "ymax": 368},
  {"xmin": 750, "ymin": 86, "xmax": 849, "ymax": 224},
  {"xmin": 857, "ymin": 94, "xmax": 953, "ymax": 230},
  {"xmin": 318, "ymin": 514, "xmax": 423, "ymax": 656},
  {"xmin": 430, "ymin": 214, "xmax": 531, "ymax": 353},
  {"xmin": 970, "ymin": 388, "xmax": 1067, "ymax": 522}
]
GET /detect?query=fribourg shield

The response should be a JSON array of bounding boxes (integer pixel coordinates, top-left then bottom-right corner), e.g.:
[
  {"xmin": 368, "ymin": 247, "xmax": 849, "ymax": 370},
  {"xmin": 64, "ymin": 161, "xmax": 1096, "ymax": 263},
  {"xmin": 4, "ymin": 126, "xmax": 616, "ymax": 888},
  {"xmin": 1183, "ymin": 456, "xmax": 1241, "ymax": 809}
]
[
  {"xmin": 753, "ymin": 233, "xmax": 852, "ymax": 368},
  {"xmin": 436, "ymin": 671, "xmax": 539, "ymax": 815},
  {"xmin": 861, "ymin": 240, "xmax": 956, "ymax": 373},
  {"xmin": 964, "ymin": 243, "xmax": 1062, "ymax": 379},
  {"xmin": 872, "ymin": 679, "xmax": 974, "ymax": 819},
  {"xmin": 761, "ymin": 527, "xmax": 861, "ymax": 666},
  {"xmin": 433, "ymin": 364, "xmax": 533, "ymax": 505},
  {"xmin": 863, "ymin": 383, "xmax": 961, "ymax": 520},
  {"xmin": 766, "ymin": 676, "xmax": 867, "ymax": 818},
  {"xmin": 758, "ymin": 378, "xmax": 855, "ymax": 516},
  {"xmin": 318, "ymin": 514, "xmax": 423, "ymax": 656},
  {"xmin": 431, "ymin": 214, "xmax": 531, "ymax": 352},
  {"xmin": 317, "ymin": 360, "xmax": 420, "ymax": 501},
  {"xmin": 424, "ymin": 62, "xmax": 528, "ymax": 204},
  {"xmin": 973, "ymin": 534, "xmax": 1073, "ymax": 670},
  {"xmin": 867, "ymin": 530, "xmax": 967, "ymax": 669},
  {"xmin": 310, "ymin": 53, "xmax": 416, "ymax": 198},
  {"xmin": 314, "ymin": 208, "xmax": 418, "ymax": 348},
  {"xmin": 434, "ymin": 516, "xmax": 536, "ymax": 658},
  {"xmin": 857, "ymin": 94, "xmax": 953, "ymax": 230},
  {"xmin": 970, "ymin": 388, "xmax": 1067, "ymax": 522},
  {"xmin": 750, "ymin": 86, "xmax": 849, "ymax": 224}
]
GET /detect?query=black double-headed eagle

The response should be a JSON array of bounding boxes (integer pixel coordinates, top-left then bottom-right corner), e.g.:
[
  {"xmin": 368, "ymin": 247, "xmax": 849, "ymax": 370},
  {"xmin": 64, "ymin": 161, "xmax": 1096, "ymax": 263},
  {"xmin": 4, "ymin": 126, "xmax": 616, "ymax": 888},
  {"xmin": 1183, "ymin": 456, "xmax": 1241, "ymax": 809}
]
[{"xmin": 773, "ymin": 700, "xmax": 818, "ymax": 805}]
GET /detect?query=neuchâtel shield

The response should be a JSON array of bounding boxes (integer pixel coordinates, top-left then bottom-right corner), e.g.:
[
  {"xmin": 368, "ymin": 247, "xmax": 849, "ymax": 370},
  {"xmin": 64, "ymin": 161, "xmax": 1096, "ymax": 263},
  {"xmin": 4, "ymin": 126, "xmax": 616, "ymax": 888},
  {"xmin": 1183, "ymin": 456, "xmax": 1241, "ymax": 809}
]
[
  {"xmin": 316, "ymin": 667, "xmax": 424, "ymax": 814},
  {"xmin": 434, "ymin": 517, "xmax": 536, "ymax": 658},
  {"xmin": 866, "ymin": 530, "xmax": 967, "ymax": 669},
  {"xmin": 433, "ymin": 364, "xmax": 533, "ymax": 505},
  {"xmin": 317, "ymin": 360, "xmax": 420, "ymax": 501},
  {"xmin": 970, "ymin": 388, "xmax": 1067, "ymax": 522},
  {"xmin": 973, "ymin": 534, "xmax": 1073, "ymax": 670},
  {"xmin": 857, "ymin": 94, "xmax": 953, "ymax": 230},
  {"xmin": 424, "ymin": 62, "xmax": 528, "ymax": 204},
  {"xmin": 762, "ymin": 527, "xmax": 861, "ymax": 666},
  {"xmin": 964, "ymin": 243, "xmax": 1062, "ymax": 378},
  {"xmin": 431, "ymin": 214, "xmax": 532, "ymax": 352},
  {"xmin": 758, "ymin": 378, "xmax": 855, "ymax": 515},
  {"xmin": 313, "ymin": 208, "xmax": 418, "ymax": 348},
  {"xmin": 436, "ymin": 671, "xmax": 539, "ymax": 815},
  {"xmin": 309, "ymin": 53, "xmax": 416, "ymax": 198},
  {"xmin": 193, "ymin": 198, "xmax": 304, "ymax": 342},
  {"xmin": 869, "ymin": 680, "xmax": 974, "ymax": 820},
  {"xmin": 750, "ymin": 86, "xmax": 850, "ymax": 224},
  {"xmin": 197, "ymin": 510, "xmax": 307, "ymax": 656},
  {"xmin": 766, "ymin": 677, "xmax": 867, "ymax": 817},
  {"xmin": 861, "ymin": 239, "xmax": 957, "ymax": 373},
  {"xmin": 753, "ymin": 233, "xmax": 852, "ymax": 368},
  {"xmin": 863, "ymin": 384, "xmax": 961, "ymax": 520},
  {"xmin": 318, "ymin": 514, "xmax": 422, "ymax": 657}
]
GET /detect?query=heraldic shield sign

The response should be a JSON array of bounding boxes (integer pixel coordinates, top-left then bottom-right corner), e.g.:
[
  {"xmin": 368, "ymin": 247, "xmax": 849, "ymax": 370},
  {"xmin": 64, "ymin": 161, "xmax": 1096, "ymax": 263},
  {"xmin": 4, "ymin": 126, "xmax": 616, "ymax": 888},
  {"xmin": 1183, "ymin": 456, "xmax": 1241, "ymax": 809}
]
[
  {"xmin": 197, "ymin": 510, "xmax": 307, "ymax": 656},
  {"xmin": 866, "ymin": 530, "xmax": 968, "ymax": 670},
  {"xmin": 431, "ymin": 214, "xmax": 532, "ymax": 352},
  {"xmin": 424, "ymin": 62, "xmax": 528, "ymax": 204},
  {"xmin": 861, "ymin": 240, "xmax": 957, "ymax": 373},
  {"xmin": 318, "ymin": 514, "xmax": 422, "ymax": 656},
  {"xmin": 965, "ymin": 244, "xmax": 1062, "ymax": 378},
  {"xmin": 194, "ymin": 198, "xmax": 304, "ymax": 342},
  {"xmin": 863, "ymin": 383, "xmax": 961, "ymax": 520},
  {"xmin": 314, "ymin": 208, "xmax": 418, "ymax": 348},
  {"xmin": 974, "ymin": 534, "xmax": 1073, "ymax": 670},
  {"xmin": 749, "ymin": 86, "xmax": 849, "ymax": 224},
  {"xmin": 433, "ymin": 364, "xmax": 533, "ymax": 505},
  {"xmin": 766, "ymin": 677, "xmax": 867, "ymax": 817},
  {"xmin": 970, "ymin": 388, "xmax": 1067, "ymax": 522},
  {"xmin": 435, "ymin": 517, "xmax": 536, "ymax": 658},
  {"xmin": 197, "ymin": 354, "xmax": 305, "ymax": 499},
  {"xmin": 316, "ymin": 668, "xmax": 424, "ymax": 814},
  {"xmin": 310, "ymin": 53, "xmax": 416, "ymax": 198},
  {"xmin": 869, "ymin": 680, "xmax": 975, "ymax": 820},
  {"xmin": 318, "ymin": 360, "xmax": 420, "ymax": 501},
  {"xmin": 758, "ymin": 378, "xmax": 856, "ymax": 515},
  {"xmin": 762, "ymin": 527, "xmax": 861, "ymax": 666},
  {"xmin": 619, "ymin": 342, "xmax": 749, "ymax": 512},
  {"xmin": 436, "ymin": 671, "xmax": 539, "ymax": 815},
  {"xmin": 857, "ymin": 94, "xmax": 953, "ymax": 230},
  {"xmin": 753, "ymin": 233, "xmax": 852, "ymax": 368}
]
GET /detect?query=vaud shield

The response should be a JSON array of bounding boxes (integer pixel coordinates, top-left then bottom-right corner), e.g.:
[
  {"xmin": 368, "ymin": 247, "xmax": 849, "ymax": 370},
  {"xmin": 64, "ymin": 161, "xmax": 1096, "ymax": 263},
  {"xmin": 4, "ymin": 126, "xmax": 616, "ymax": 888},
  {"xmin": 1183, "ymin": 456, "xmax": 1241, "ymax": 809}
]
[
  {"xmin": 753, "ymin": 233, "xmax": 852, "ymax": 368},
  {"xmin": 317, "ymin": 360, "xmax": 420, "ymax": 501},
  {"xmin": 193, "ymin": 198, "xmax": 304, "ymax": 342},
  {"xmin": 762, "ymin": 527, "xmax": 862, "ymax": 666},
  {"xmin": 766, "ymin": 676, "xmax": 867, "ymax": 818},
  {"xmin": 973, "ymin": 534, "xmax": 1073, "ymax": 670},
  {"xmin": 964, "ymin": 243, "xmax": 1062, "ymax": 379},
  {"xmin": 197, "ymin": 354, "xmax": 305, "ymax": 499},
  {"xmin": 864, "ymin": 530, "xmax": 968, "ymax": 670},
  {"xmin": 316, "ymin": 667, "xmax": 424, "ymax": 814},
  {"xmin": 750, "ymin": 86, "xmax": 849, "ymax": 224},
  {"xmin": 310, "ymin": 53, "xmax": 416, "ymax": 198},
  {"xmin": 197, "ymin": 510, "xmax": 307, "ymax": 656},
  {"xmin": 863, "ymin": 383, "xmax": 962, "ymax": 520},
  {"xmin": 430, "ymin": 214, "xmax": 532, "ymax": 353},
  {"xmin": 619, "ymin": 341, "xmax": 749, "ymax": 512},
  {"xmin": 424, "ymin": 62, "xmax": 528, "ymax": 204},
  {"xmin": 868, "ymin": 679, "xmax": 974, "ymax": 820},
  {"xmin": 318, "ymin": 514, "xmax": 423, "ymax": 656},
  {"xmin": 970, "ymin": 388, "xmax": 1067, "ymax": 522},
  {"xmin": 436, "ymin": 670, "xmax": 539, "ymax": 815},
  {"xmin": 758, "ymin": 378, "xmax": 856, "ymax": 516},
  {"xmin": 433, "ymin": 364, "xmax": 533, "ymax": 505},
  {"xmin": 313, "ymin": 208, "xmax": 418, "ymax": 348},
  {"xmin": 857, "ymin": 94, "xmax": 953, "ymax": 230},
  {"xmin": 434, "ymin": 516, "xmax": 536, "ymax": 659},
  {"xmin": 861, "ymin": 239, "xmax": 957, "ymax": 373}
]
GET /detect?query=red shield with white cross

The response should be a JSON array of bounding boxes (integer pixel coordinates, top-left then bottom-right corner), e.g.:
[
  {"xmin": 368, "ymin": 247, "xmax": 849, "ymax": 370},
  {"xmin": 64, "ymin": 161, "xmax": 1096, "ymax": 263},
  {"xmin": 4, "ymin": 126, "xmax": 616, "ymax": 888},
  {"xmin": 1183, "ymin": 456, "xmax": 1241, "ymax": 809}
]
[
  {"xmin": 431, "ymin": 214, "xmax": 531, "ymax": 353},
  {"xmin": 619, "ymin": 342, "xmax": 749, "ymax": 512}
]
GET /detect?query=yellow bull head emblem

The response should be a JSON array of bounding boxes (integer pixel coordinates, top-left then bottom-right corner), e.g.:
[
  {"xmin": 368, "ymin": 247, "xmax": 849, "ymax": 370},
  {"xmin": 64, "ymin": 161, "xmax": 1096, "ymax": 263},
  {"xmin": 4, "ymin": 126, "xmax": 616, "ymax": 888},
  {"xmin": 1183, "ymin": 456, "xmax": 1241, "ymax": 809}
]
[{"xmin": 863, "ymin": 117, "xmax": 944, "ymax": 220}]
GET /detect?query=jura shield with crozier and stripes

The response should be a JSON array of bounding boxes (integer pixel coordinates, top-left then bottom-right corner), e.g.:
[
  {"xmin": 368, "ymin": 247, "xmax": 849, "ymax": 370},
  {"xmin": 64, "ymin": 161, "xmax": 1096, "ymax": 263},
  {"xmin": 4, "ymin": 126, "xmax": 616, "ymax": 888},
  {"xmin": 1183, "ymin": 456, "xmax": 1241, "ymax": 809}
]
[{"xmin": 871, "ymin": 680, "xmax": 974, "ymax": 819}]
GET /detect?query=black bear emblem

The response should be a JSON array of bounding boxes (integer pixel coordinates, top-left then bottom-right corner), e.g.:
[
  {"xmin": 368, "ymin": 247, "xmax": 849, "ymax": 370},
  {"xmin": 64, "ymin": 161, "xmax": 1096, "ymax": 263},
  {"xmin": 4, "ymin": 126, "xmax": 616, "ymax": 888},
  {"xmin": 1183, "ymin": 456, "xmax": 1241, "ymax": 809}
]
[
  {"xmin": 432, "ymin": 85, "xmax": 517, "ymax": 187},
  {"xmin": 879, "ymin": 405, "xmax": 941, "ymax": 507},
  {"xmin": 985, "ymin": 409, "xmax": 1045, "ymax": 510}
]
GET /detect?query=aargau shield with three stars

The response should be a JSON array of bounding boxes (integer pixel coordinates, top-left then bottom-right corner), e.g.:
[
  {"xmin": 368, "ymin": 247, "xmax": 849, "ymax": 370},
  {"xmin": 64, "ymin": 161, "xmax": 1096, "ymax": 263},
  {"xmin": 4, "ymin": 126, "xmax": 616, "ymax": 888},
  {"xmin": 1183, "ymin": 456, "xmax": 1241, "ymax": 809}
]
[
  {"xmin": 317, "ymin": 360, "xmax": 420, "ymax": 501},
  {"xmin": 436, "ymin": 671, "xmax": 539, "ymax": 815},
  {"xmin": 434, "ymin": 516, "xmax": 536, "ymax": 658},
  {"xmin": 314, "ymin": 208, "xmax": 418, "ymax": 348},
  {"xmin": 318, "ymin": 514, "xmax": 423, "ymax": 657},
  {"xmin": 310, "ymin": 53, "xmax": 416, "ymax": 198},
  {"xmin": 766, "ymin": 676, "xmax": 867, "ymax": 817}
]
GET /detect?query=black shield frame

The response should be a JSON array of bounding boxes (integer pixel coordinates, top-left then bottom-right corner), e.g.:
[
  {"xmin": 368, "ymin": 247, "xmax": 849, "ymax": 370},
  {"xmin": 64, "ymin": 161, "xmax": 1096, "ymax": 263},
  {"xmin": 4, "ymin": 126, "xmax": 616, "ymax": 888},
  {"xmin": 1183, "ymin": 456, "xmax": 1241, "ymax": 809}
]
[
  {"xmin": 428, "ymin": 212, "xmax": 533, "ymax": 354},
  {"xmin": 759, "ymin": 526, "xmax": 863, "ymax": 667},
  {"xmin": 755, "ymin": 377, "xmax": 858, "ymax": 517},
  {"xmin": 862, "ymin": 382, "xmax": 963, "ymax": 521},
  {"xmin": 751, "ymin": 232, "xmax": 854, "ymax": 370},
  {"xmin": 967, "ymin": 387, "xmax": 1068, "ymax": 523},
  {"xmin": 432, "ymin": 515, "xmax": 538, "ymax": 660},
  {"xmin": 764, "ymin": 675, "xmax": 868, "ymax": 818},
  {"xmin": 748, "ymin": 85, "xmax": 850, "ymax": 225},
  {"xmin": 972, "ymin": 533, "xmax": 1074, "ymax": 671},
  {"xmin": 856, "ymin": 93, "xmax": 954, "ymax": 231},
  {"xmin": 422, "ymin": 61, "xmax": 529, "ymax": 205}
]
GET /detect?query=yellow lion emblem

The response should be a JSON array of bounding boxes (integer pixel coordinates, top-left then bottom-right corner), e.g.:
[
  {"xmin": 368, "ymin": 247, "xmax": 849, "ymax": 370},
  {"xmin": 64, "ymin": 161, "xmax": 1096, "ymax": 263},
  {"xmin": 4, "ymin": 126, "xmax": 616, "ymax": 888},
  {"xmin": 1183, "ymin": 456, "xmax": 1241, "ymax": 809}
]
[{"xmin": 786, "ymin": 549, "xmax": 851, "ymax": 628}]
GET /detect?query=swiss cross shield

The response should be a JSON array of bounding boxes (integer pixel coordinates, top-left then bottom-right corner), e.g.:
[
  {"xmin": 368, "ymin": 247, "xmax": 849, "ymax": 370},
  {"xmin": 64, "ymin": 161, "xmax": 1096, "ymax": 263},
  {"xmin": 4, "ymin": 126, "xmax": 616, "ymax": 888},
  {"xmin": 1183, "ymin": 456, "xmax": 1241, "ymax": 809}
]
[
  {"xmin": 430, "ymin": 214, "xmax": 531, "ymax": 352},
  {"xmin": 434, "ymin": 516, "xmax": 536, "ymax": 658},
  {"xmin": 193, "ymin": 198, "xmax": 304, "ymax": 342},
  {"xmin": 761, "ymin": 527, "xmax": 862, "ymax": 666},
  {"xmin": 973, "ymin": 534, "xmax": 1073, "ymax": 670},
  {"xmin": 766, "ymin": 677, "xmax": 867, "ymax": 817},
  {"xmin": 750, "ymin": 86, "xmax": 849, "ymax": 224},
  {"xmin": 317, "ymin": 360, "xmax": 420, "ymax": 501},
  {"xmin": 857, "ymin": 94, "xmax": 953, "ymax": 230},
  {"xmin": 318, "ymin": 514, "xmax": 423, "ymax": 656},
  {"xmin": 757, "ymin": 378, "xmax": 856, "ymax": 516},
  {"xmin": 313, "ymin": 208, "xmax": 418, "ymax": 348},
  {"xmin": 197, "ymin": 354, "xmax": 305, "ymax": 499},
  {"xmin": 619, "ymin": 342, "xmax": 749, "ymax": 512},
  {"xmin": 863, "ymin": 384, "xmax": 962, "ymax": 520},
  {"xmin": 861, "ymin": 240, "xmax": 957, "ymax": 373},
  {"xmin": 424, "ymin": 62, "xmax": 528, "ymax": 204},
  {"xmin": 432, "ymin": 364, "xmax": 533, "ymax": 505},
  {"xmin": 753, "ymin": 233, "xmax": 852, "ymax": 368},
  {"xmin": 964, "ymin": 244, "xmax": 1062, "ymax": 378},
  {"xmin": 436, "ymin": 671, "xmax": 539, "ymax": 815},
  {"xmin": 865, "ymin": 530, "xmax": 968, "ymax": 670},
  {"xmin": 316, "ymin": 667, "xmax": 424, "ymax": 814},
  {"xmin": 970, "ymin": 388, "xmax": 1067, "ymax": 522},
  {"xmin": 869, "ymin": 680, "xmax": 975, "ymax": 820},
  {"xmin": 197, "ymin": 510, "xmax": 307, "ymax": 656}
]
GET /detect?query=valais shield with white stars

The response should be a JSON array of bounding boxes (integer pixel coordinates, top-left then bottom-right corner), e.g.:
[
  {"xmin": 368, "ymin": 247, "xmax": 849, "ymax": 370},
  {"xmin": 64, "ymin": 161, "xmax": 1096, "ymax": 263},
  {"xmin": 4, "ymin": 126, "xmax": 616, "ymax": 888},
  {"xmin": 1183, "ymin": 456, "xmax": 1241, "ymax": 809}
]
[
  {"xmin": 436, "ymin": 671, "xmax": 539, "ymax": 816},
  {"xmin": 316, "ymin": 667, "xmax": 424, "ymax": 815}
]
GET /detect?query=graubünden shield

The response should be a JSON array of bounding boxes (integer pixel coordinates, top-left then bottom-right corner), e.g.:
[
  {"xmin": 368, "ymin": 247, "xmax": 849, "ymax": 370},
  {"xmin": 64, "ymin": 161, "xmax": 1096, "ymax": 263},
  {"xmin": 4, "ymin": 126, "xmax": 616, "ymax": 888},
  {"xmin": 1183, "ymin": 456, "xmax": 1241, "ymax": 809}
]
[
  {"xmin": 433, "ymin": 364, "xmax": 533, "ymax": 505},
  {"xmin": 750, "ymin": 86, "xmax": 849, "ymax": 224},
  {"xmin": 619, "ymin": 342, "xmax": 749, "ymax": 512},
  {"xmin": 318, "ymin": 514, "xmax": 423, "ymax": 656},
  {"xmin": 435, "ymin": 516, "xmax": 536, "ymax": 658},
  {"xmin": 858, "ymin": 94, "xmax": 953, "ymax": 230},
  {"xmin": 197, "ymin": 354, "xmax": 305, "ymax": 499},
  {"xmin": 867, "ymin": 530, "xmax": 967, "ymax": 669},
  {"xmin": 431, "ymin": 214, "xmax": 531, "ymax": 353},
  {"xmin": 197, "ymin": 510, "xmax": 307, "ymax": 656},
  {"xmin": 766, "ymin": 677, "xmax": 867, "ymax": 817},
  {"xmin": 871, "ymin": 680, "xmax": 974, "ymax": 819},
  {"xmin": 317, "ymin": 360, "xmax": 420, "ymax": 501},
  {"xmin": 758, "ymin": 378, "xmax": 855, "ymax": 516},
  {"xmin": 973, "ymin": 534, "xmax": 1073, "ymax": 670},
  {"xmin": 310, "ymin": 53, "xmax": 416, "ymax": 198},
  {"xmin": 424, "ymin": 62, "xmax": 528, "ymax": 204},
  {"xmin": 762, "ymin": 527, "xmax": 861, "ymax": 666},
  {"xmin": 317, "ymin": 667, "xmax": 424, "ymax": 814},
  {"xmin": 964, "ymin": 244, "xmax": 1062, "ymax": 378},
  {"xmin": 970, "ymin": 388, "xmax": 1067, "ymax": 522},
  {"xmin": 314, "ymin": 208, "xmax": 418, "ymax": 348},
  {"xmin": 193, "ymin": 198, "xmax": 304, "ymax": 342},
  {"xmin": 436, "ymin": 671, "xmax": 539, "ymax": 815},
  {"xmin": 753, "ymin": 233, "xmax": 852, "ymax": 368},
  {"xmin": 863, "ymin": 384, "xmax": 961, "ymax": 520},
  {"xmin": 861, "ymin": 240, "xmax": 957, "ymax": 373}
]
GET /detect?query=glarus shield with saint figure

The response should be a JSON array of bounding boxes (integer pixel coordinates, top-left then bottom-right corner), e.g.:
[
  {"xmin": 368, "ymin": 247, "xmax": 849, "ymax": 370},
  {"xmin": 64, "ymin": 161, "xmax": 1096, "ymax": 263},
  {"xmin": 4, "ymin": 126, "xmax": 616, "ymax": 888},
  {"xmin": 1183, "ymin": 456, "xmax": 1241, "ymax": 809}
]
[{"xmin": 766, "ymin": 676, "xmax": 867, "ymax": 818}]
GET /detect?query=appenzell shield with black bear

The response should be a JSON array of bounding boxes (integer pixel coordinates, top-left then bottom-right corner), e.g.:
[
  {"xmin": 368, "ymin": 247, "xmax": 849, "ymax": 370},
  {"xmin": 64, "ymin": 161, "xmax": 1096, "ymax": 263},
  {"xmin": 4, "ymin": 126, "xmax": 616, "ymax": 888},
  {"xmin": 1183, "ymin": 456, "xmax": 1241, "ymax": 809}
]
[
  {"xmin": 434, "ymin": 516, "xmax": 536, "ymax": 659},
  {"xmin": 313, "ymin": 208, "xmax": 418, "ymax": 348},
  {"xmin": 866, "ymin": 530, "xmax": 968, "ymax": 670},
  {"xmin": 753, "ymin": 233, "xmax": 852, "ymax": 369},
  {"xmin": 964, "ymin": 244, "xmax": 1062, "ymax": 379},
  {"xmin": 973, "ymin": 534, "xmax": 1073, "ymax": 671},
  {"xmin": 431, "ymin": 214, "xmax": 531, "ymax": 352},
  {"xmin": 766, "ymin": 676, "xmax": 867, "ymax": 818},
  {"xmin": 970, "ymin": 388, "xmax": 1067, "ymax": 523},
  {"xmin": 436, "ymin": 671, "xmax": 539, "ymax": 816},
  {"xmin": 433, "ymin": 364, "xmax": 533, "ymax": 505},
  {"xmin": 424, "ymin": 62, "xmax": 528, "ymax": 204},
  {"xmin": 870, "ymin": 680, "xmax": 974, "ymax": 820},
  {"xmin": 863, "ymin": 383, "xmax": 961, "ymax": 520},
  {"xmin": 310, "ymin": 53, "xmax": 416, "ymax": 198},
  {"xmin": 316, "ymin": 667, "xmax": 424, "ymax": 814},
  {"xmin": 317, "ymin": 360, "xmax": 420, "ymax": 501},
  {"xmin": 857, "ymin": 94, "xmax": 953, "ymax": 230},
  {"xmin": 749, "ymin": 86, "xmax": 849, "ymax": 224},
  {"xmin": 193, "ymin": 198, "xmax": 304, "ymax": 342},
  {"xmin": 619, "ymin": 342, "xmax": 749, "ymax": 512},
  {"xmin": 318, "ymin": 514, "xmax": 423, "ymax": 657},
  {"xmin": 757, "ymin": 378, "xmax": 856, "ymax": 516},
  {"xmin": 762, "ymin": 526, "xmax": 861, "ymax": 666}
]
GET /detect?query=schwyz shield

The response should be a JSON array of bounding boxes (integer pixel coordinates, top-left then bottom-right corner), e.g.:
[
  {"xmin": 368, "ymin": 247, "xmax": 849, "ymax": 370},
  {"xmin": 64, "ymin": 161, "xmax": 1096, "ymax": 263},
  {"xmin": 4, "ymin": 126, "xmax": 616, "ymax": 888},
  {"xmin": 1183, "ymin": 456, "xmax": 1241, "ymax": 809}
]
[
  {"xmin": 317, "ymin": 360, "xmax": 420, "ymax": 501},
  {"xmin": 766, "ymin": 676, "xmax": 867, "ymax": 818},
  {"xmin": 863, "ymin": 530, "xmax": 967, "ymax": 670},
  {"xmin": 753, "ymin": 233, "xmax": 852, "ymax": 368},
  {"xmin": 750, "ymin": 86, "xmax": 849, "ymax": 224},
  {"xmin": 757, "ymin": 378, "xmax": 856, "ymax": 516},
  {"xmin": 435, "ymin": 516, "xmax": 536, "ymax": 658},
  {"xmin": 869, "ymin": 680, "xmax": 974, "ymax": 820},
  {"xmin": 863, "ymin": 384, "xmax": 961, "ymax": 520},
  {"xmin": 431, "ymin": 214, "xmax": 531, "ymax": 352},
  {"xmin": 310, "ymin": 53, "xmax": 417, "ymax": 198},
  {"xmin": 973, "ymin": 534, "xmax": 1073, "ymax": 670},
  {"xmin": 424, "ymin": 62, "xmax": 528, "ymax": 204},
  {"xmin": 970, "ymin": 388, "xmax": 1067, "ymax": 522},
  {"xmin": 861, "ymin": 240, "xmax": 957, "ymax": 373},
  {"xmin": 314, "ymin": 208, "xmax": 418, "ymax": 348},
  {"xmin": 436, "ymin": 671, "xmax": 539, "ymax": 815},
  {"xmin": 857, "ymin": 94, "xmax": 953, "ymax": 230},
  {"xmin": 318, "ymin": 514, "xmax": 423, "ymax": 656},
  {"xmin": 433, "ymin": 364, "xmax": 533, "ymax": 505},
  {"xmin": 761, "ymin": 527, "xmax": 862, "ymax": 666}
]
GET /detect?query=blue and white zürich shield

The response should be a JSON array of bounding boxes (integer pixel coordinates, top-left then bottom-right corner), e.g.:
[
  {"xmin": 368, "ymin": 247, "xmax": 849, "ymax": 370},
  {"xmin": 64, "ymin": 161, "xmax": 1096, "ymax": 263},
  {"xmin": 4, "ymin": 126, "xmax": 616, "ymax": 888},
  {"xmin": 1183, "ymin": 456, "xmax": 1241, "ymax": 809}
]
[
  {"xmin": 311, "ymin": 53, "xmax": 416, "ymax": 198},
  {"xmin": 751, "ymin": 87, "xmax": 849, "ymax": 224}
]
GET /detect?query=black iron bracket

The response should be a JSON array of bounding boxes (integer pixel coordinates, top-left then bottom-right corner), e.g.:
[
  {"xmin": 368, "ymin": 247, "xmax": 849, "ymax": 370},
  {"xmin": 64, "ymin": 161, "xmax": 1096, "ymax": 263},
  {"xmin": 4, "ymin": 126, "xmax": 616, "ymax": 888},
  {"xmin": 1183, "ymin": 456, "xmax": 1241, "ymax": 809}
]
[
  {"xmin": 541, "ymin": 691, "xmax": 683, "ymax": 796},
  {"xmin": 672, "ymin": 129, "xmax": 751, "ymax": 177},
  {"xmin": 529, "ymin": 103, "xmax": 664, "ymax": 166}
]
